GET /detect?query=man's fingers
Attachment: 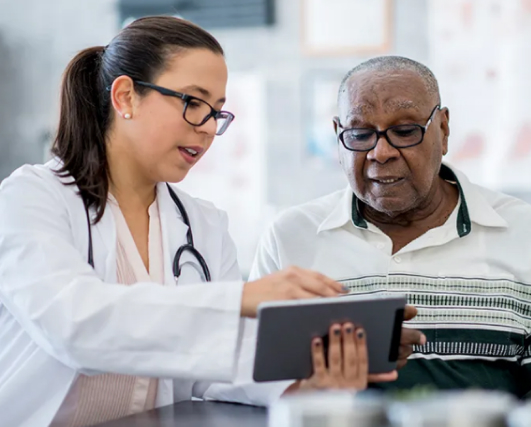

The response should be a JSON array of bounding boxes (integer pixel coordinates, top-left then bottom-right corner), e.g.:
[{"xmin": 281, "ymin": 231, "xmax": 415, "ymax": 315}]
[
  {"xmin": 398, "ymin": 344, "xmax": 413, "ymax": 361},
  {"xmin": 401, "ymin": 327, "xmax": 426, "ymax": 346},
  {"xmin": 395, "ymin": 327, "xmax": 426, "ymax": 370},
  {"xmin": 396, "ymin": 344, "xmax": 413, "ymax": 369},
  {"xmin": 404, "ymin": 305, "xmax": 418, "ymax": 321},
  {"xmin": 368, "ymin": 371, "xmax": 398, "ymax": 383},
  {"xmin": 396, "ymin": 359, "xmax": 408, "ymax": 370}
]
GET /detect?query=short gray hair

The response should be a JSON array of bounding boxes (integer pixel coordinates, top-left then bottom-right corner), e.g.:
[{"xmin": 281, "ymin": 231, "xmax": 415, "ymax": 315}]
[{"xmin": 338, "ymin": 56, "xmax": 441, "ymax": 103}]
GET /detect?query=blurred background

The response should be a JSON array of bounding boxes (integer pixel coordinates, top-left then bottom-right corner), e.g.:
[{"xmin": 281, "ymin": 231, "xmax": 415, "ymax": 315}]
[{"xmin": 0, "ymin": 0, "xmax": 530, "ymax": 277}]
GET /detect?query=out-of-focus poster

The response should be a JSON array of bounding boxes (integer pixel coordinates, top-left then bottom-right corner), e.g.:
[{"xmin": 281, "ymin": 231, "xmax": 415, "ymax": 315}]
[
  {"xmin": 301, "ymin": 0, "xmax": 392, "ymax": 56},
  {"xmin": 303, "ymin": 72, "xmax": 344, "ymax": 167},
  {"xmin": 428, "ymin": 0, "xmax": 531, "ymax": 191},
  {"xmin": 177, "ymin": 73, "xmax": 267, "ymax": 275}
]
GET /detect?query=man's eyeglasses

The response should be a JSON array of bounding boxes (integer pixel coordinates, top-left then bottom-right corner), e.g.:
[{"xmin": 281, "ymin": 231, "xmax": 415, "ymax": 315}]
[
  {"xmin": 134, "ymin": 81, "xmax": 235, "ymax": 136},
  {"xmin": 336, "ymin": 104, "xmax": 441, "ymax": 152}
]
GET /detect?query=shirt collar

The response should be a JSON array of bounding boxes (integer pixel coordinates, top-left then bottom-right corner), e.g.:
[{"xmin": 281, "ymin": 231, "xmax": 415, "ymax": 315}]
[
  {"xmin": 444, "ymin": 163, "xmax": 508, "ymax": 230},
  {"xmin": 316, "ymin": 187, "xmax": 355, "ymax": 234},
  {"xmin": 317, "ymin": 163, "xmax": 507, "ymax": 236}
]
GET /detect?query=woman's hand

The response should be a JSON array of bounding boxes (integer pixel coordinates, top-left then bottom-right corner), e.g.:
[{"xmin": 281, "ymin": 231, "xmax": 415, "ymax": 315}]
[
  {"xmin": 283, "ymin": 322, "xmax": 398, "ymax": 394},
  {"xmin": 240, "ymin": 267, "xmax": 346, "ymax": 318},
  {"xmin": 282, "ymin": 323, "xmax": 373, "ymax": 394}
]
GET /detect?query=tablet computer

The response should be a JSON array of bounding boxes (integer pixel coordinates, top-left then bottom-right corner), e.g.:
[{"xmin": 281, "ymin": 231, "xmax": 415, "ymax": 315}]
[{"xmin": 253, "ymin": 294, "xmax": 406, "ymax": 382}]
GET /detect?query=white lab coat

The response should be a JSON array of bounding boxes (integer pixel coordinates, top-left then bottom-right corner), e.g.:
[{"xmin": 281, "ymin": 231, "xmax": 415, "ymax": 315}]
[{"xmin": 0, "ymin": 160, "xmax": 246, "ymax": 427}]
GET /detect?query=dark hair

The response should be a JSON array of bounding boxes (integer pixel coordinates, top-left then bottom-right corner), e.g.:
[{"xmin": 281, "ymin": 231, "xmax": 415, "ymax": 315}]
[{"xmin": 51, "ymin": 16, "xmax": 224, "ymax": 223}]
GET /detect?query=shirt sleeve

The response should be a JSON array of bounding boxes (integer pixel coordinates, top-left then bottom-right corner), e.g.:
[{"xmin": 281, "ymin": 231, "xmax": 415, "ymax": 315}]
[
  {"xmin": 248, "ymin": 225, "xmax": 283, "ymax": 281},
  {"xmin": 0, "ymin": 168, "xmax": 243, "ymax": 382}
]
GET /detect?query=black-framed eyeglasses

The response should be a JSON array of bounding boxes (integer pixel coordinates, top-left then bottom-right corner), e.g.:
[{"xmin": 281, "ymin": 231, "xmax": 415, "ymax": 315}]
[
  {"xmin": 336, "ymin": 104, "xmax": 441, "ymax": 152},
  {"xmin": 135, "ymin": 81, "xmax": 235, "ymax": 136}
]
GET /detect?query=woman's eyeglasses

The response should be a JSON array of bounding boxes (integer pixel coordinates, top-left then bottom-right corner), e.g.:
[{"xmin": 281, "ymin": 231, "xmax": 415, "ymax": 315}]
[{"xmin": 135, "ymin": 81, "xmax": 235, "ymax": 136}]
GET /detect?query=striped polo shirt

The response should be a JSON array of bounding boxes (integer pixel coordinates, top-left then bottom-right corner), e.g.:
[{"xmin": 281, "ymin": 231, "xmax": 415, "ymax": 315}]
[{"xmin": 248, "ymin": 163, "xmax": 531, "ymax": 398}]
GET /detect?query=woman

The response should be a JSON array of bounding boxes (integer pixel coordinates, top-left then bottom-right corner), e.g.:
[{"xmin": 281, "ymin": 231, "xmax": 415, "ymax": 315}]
[{"xmin": 0, "ymin": 16, "xmax": 370, "ymax": 427}]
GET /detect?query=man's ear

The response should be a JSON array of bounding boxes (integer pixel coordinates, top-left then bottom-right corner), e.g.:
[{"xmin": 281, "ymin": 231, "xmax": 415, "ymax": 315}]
[
  {"xmin": 333, "ymin": 117, "xmax": 343, "ymax": 165},
  {"xmin": 440, "ymin": 107, "xmax": 450, "ymax": 156},
  {"xmin": 332, "ymin": 116, "xmax": 340, "ymax": 135}
]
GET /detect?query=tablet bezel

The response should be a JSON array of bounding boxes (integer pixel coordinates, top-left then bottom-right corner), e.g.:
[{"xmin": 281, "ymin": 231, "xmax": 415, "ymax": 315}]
[{"xmin": 253, "ymin": 294, "xmax": 406, "ymax": 382}]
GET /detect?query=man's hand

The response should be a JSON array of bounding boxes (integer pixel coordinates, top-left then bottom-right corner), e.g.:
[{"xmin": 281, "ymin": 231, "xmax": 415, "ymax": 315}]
[
  {"xmin": 397, "ymin": 305, "xmax": 426, "ymax": 370},
  {"xmin": 368, "ymin": 305, "xmax": 426, "ymax": 383}
]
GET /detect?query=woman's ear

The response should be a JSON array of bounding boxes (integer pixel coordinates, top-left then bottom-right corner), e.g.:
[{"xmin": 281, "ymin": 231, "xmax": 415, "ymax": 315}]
[{"xmin": 110, "ymin": 75, "xmax": 136, "ymax": 119}]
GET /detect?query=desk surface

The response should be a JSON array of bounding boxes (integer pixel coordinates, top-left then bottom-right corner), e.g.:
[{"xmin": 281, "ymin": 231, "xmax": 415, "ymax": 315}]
[{"xmin": 96, "ymin": 401, "xmax": 267, "ymax": 427}]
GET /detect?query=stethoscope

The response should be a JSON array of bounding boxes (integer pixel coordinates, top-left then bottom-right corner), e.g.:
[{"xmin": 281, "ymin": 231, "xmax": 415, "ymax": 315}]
[{"xmin": 84, "ymin": 183, "xmax": 211, "ymax": 282}]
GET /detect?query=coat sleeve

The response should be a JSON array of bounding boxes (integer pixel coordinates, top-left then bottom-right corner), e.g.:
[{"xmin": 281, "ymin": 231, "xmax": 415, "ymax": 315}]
[
  {"xmin": 201, "ymin": 222, "xmax": 293, "ymax": 406},
  {"xmin": 200, "ymin": 315, "xmax": 294, "ymax": 406},
  {"xmin": 0, "ymin": 168, "xmax": 244, "ymax": 382}
]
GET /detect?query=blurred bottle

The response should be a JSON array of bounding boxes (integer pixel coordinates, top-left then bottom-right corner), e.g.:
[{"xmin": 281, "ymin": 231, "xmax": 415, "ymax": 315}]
[
  {"xmin": 269, "ymin": 390, "xmax": 388, "ymax": 427},
  {"xmin": 387, "ymin": 390, "xmax": 515, "ymax": 427},
  {"xmin": 506, "ymin": 401, "xmax": 531, "ymax": 427}
]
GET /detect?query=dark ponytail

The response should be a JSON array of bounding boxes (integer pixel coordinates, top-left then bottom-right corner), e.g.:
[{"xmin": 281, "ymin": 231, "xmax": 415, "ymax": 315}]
[
  {"xmin": 51, "ymin": 17, "xmax": 224, "ymax": 223},
  {"xmin": 52, "ymin": 46, "xmax": 109, "ymax": 222}
]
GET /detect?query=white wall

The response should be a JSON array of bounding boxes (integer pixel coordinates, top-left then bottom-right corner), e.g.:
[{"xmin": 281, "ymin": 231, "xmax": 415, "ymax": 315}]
[{"xmin": 0, "ymin": 0, "xmax": 118, "ymax": 177}]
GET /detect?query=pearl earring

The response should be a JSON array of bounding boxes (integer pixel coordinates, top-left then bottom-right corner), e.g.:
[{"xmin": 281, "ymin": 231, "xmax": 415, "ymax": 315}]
[{"xmin": 124, "ymin": 113, "xmax": 131, "ymax": 120}]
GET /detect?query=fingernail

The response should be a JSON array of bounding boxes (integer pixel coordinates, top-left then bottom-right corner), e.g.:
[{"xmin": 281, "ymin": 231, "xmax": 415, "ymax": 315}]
[
  {"xmin": 357, "ymin": 329, "xmax": 365, "ymax": 339},
  {"xmin": 334, "ymin": 328, "xmax": 341, "ymax": 336},
  {"xmin": 341, "ymin": 285, "xmax": 349, "ymax": 293},
  {"xmin": 314, "ymin": 339, "xmax": 321, "ymax": 347},
  {"xmin": 420, "ymin": 333, "xmax": 427, "ymax": 345},
  {"xmin": 345, "ymin": 326, "xmax": 353, "ymax": 334}
]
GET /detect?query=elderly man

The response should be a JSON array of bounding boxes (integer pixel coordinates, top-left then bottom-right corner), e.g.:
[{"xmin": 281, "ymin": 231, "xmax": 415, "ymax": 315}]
[{"xmin": 250, "ymin": 56, "xmax": 531, "ymax": 398}]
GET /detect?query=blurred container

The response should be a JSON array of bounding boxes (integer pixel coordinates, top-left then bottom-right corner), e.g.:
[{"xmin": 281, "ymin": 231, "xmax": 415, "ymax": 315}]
[
  {"xmin": 268, "ymin": 390, "xmax": 388, "ymax": 427},
  {"xmin": 387, "ymin": 390, "xmax": 516, "ymax": 427},
  {"xmin": 507, "ymin": 401, "xmax": 531, "ymax": 427}
]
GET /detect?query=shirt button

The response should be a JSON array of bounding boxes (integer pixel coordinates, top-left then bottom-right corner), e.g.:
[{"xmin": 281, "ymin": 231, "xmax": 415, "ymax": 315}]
[{"xmin": 394, "ymin": 256, "xmax": 402, "ymax": 263}]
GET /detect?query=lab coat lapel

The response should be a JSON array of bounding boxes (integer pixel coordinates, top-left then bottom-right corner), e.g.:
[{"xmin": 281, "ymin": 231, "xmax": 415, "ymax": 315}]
[
  {"xmin": 49, "ymin": 158, "xmax": 117, "ymax": 283},
  {"xmin": 90, "ymin": 203, "xmax": 117, "ymax": 282},
  {"xmin": 156, "ymin": 183, "xmax": 195, "ymax": 406}
]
